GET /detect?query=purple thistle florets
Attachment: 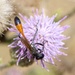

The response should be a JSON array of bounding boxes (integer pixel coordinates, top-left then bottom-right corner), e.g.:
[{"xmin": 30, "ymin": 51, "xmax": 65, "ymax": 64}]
[{"xmin": 8, "ymin": 10, "xmax": 69, "ymax": 70}]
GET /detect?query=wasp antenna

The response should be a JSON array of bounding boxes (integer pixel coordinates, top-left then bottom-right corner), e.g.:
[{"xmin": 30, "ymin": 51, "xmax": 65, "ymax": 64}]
[{"xmin": 14, "ymin": 16, "xmax": 25, "ymax": 37}]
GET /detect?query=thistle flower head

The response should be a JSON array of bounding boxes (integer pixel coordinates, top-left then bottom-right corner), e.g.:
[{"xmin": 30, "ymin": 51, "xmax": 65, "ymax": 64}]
[
  {"xmin": 0, "ymin": 0, "xmax": 14, "ymax": 33},
  {"xmin": 8, "ymin": 10, "xmax": 69, "ymax": 70}
]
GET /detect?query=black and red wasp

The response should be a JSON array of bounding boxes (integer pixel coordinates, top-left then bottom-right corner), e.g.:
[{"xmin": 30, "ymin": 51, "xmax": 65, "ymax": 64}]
[{"xmin": 14, "ymin": 16, "xmax": 44, "ymax": 60}]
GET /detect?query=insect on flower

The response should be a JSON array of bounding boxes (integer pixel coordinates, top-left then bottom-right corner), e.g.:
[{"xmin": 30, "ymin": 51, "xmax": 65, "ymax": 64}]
[
  {"xmin": 8, "ymin": 10, "xmax": 70, "ymax": 70},
  {"xmin": 14, "ymin": 16, "xmax": 44, "ymax": 60}
]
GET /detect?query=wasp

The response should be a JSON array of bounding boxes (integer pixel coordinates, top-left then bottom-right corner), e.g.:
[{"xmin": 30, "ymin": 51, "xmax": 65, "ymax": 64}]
[{"xmin": 14, "ymin": 16, "xmax": 44, "ymax": 60}]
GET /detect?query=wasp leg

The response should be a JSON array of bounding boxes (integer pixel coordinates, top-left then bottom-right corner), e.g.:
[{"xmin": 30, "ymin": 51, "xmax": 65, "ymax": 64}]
[
  {"xmin": 18, "ymin": 33, "xmax": 21, "ymax": 38},
  {"xmin": 34, "ymin": 42, "xmax": 44, "ymax": 47},
  {"xmin": 31, "ymin": 27, "xmax": 38, "ymax": 45},
  {"xmin": 34, "ymin": 41, "xmax": 44, "ymax": 52}
]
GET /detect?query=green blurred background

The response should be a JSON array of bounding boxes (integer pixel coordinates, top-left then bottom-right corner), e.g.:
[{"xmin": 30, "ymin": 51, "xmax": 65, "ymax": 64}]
[{"xmin": 0, "ymin": 0, "xmax": 75, "ymax": 75}]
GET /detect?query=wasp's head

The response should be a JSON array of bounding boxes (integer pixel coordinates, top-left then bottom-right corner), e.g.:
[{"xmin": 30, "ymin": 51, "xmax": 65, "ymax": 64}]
[{"xmin": 33, "ymin": 52, "xmax": 44, "ymax": 60}]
